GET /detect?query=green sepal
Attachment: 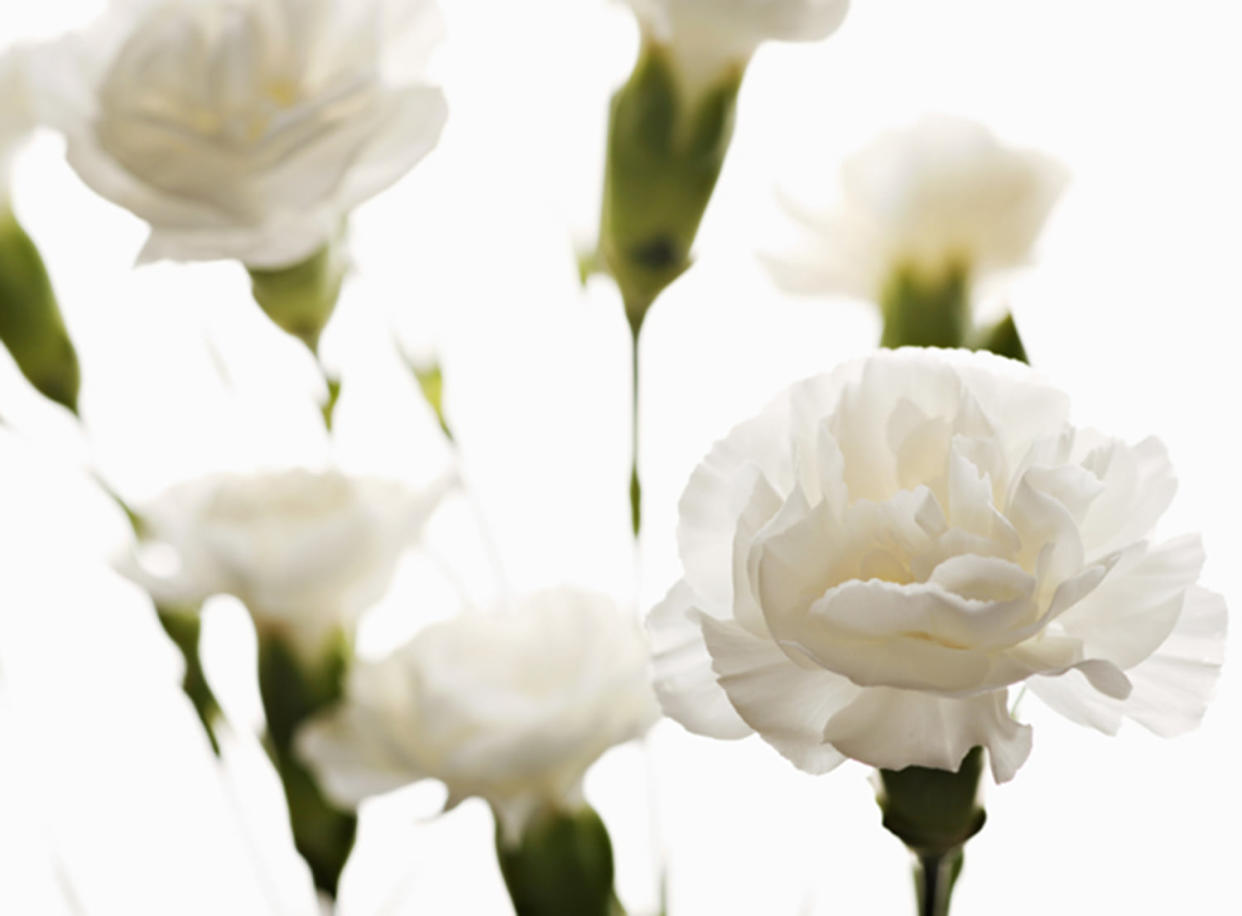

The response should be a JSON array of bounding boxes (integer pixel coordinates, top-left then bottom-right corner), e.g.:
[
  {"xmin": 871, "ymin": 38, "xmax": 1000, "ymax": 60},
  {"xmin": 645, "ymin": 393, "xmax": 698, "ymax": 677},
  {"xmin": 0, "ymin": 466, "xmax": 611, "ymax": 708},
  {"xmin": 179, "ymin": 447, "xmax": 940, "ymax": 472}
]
[
  {"xmin": 878, "ymin": 746, "xmax": 987, "ymax": 858},
  {"xmin": 0, "ymin": 207, "xmax": 80, "ymax": 413},
  {"xmin": 879, "ymin": 263, "xmax": 972, "ymax": 350},
  {"xmin": 412, "ymin": 360, "xmax": 453, "ymax": 441},
  {"xmin": 972, "ymin": 312, "xmax": 1028, "ymax": 363},
  {"xmin": 496, "ymin": 804, "xmax": 624, "ymax": 916},
  {"xmin": 599, "ymin": 44, "xmax": 742, "ymax": 323},
  {"xmin": 248, "ymin": 241, "xmax": 346, "ymax": 355},
  {"xmin": 256, "ymin": 628, "xmax": 356, "ymax": 898}
]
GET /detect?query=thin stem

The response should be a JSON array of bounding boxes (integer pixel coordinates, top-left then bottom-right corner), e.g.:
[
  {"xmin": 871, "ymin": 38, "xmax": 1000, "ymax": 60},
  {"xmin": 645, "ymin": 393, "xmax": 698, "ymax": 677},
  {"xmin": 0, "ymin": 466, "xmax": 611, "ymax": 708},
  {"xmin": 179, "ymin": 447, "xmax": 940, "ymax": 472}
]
[
  {"xmin": 627, "ymin": 310, "xmax": 644, "ymax": 541},
  {"xmin": 915, "ymin": 850, "xmax": 961, "ymax": 916}
]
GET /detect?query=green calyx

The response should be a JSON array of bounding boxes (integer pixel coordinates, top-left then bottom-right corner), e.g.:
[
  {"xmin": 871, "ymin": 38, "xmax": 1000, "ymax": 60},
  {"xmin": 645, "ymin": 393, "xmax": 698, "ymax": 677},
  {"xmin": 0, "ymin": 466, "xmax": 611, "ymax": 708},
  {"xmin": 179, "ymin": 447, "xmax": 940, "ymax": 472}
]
[
  {"xmin": 248, "ymin": 241, "xmax": 347, "ymax": 355},
  {"xmin": 0, "ymin": 207, "xmax": 80, "ymax": 413},
  {"xmin": 878, "ymin": 746, "xmax": 987, "ymax": 859},
  {"xmin": 879, "ymin": 262, "xmax": 972, "ymax": 350},
  {"xmin": 256, "ymin": 628, "xmax": 356, "ymax": 898},
  {"xmin": 879, "ymin": 261, "xmax": 1029, "ymax": 364},
  {"xmin": 599, "ymin": 43, "xmax": 742, "ymax": 323},
  {"xmin": 495, "ymin": 804, "xmax": 624, "ymax": 916}
]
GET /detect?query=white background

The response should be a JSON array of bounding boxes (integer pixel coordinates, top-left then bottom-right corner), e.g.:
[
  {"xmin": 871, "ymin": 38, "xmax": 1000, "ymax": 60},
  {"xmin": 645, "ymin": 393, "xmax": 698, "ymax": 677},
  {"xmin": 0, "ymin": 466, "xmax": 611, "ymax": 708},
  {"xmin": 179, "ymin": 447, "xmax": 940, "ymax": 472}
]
[{"xmin": 1, "ymin": 0, "xmax": 1240, "ymax": 913}]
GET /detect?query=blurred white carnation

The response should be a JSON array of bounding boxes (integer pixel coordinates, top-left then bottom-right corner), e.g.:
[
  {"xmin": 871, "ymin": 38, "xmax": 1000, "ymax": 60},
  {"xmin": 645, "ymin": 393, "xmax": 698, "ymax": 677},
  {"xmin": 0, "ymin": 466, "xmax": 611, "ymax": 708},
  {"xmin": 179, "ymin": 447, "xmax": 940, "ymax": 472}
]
[
  {"xmin": 28, "ymin": 0, "xmax": 447, "ymax": 267},
  {"xmin": 120, "ymin": 468, "xmax": 453, "ymax": 657},
  {"xmin": 625, "ymin": 0, "xmax": 850, "ymax": 97},
  {"xmin": 298, "ymin": 588, "xmax": 659, "ymax": 841},
  {"xmin": 649, "ymin": 348, "xmax": 1225, "ymax": 782},
  {"xmin": 767, "ymin": 116, "xmax": 1068, "ymax": 301},
  {"xmin": 0, "ymin": 47, "xmax": 35, "ymax": 196}
]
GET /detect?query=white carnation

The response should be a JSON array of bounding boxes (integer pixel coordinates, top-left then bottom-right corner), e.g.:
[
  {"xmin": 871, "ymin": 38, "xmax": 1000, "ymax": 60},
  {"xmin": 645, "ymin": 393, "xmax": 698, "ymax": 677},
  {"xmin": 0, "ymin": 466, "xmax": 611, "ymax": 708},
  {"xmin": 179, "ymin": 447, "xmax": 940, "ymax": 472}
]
[
  {"xmin": 649, "ymin": 348, "xmax": 1225, "ymax": 782},
  {"xmin": 29, "ymin": 0, "xmax": 446, "ymax": 267},
  {"xmin": 298, "ymin": 588, "xmax": 659, "ymax": 840},
  {"xmin": 768, "ymin": 116, "xmax": 1068, "ymax": 301},
  {"xmin": 120, "ymin": 468, "xmax": 453, "ymax": 656}
]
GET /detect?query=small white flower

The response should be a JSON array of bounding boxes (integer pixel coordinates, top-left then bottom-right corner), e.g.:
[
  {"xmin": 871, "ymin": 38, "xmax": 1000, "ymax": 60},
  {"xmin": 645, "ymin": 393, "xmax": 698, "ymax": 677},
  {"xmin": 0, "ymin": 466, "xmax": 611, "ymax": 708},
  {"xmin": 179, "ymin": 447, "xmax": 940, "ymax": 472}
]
[
  {"xmin": 298, "ymin": 588, "xmax": 659, "ymax": 841},
  {"xmin": 649, "ymin": 348, "xmax": 1225, "ymax": 782},
  {"xmin": 767, "ymin": 116, "xmax": 1068, "ymax": 301},
  {"xmin": 120, "ymin": 468, "xmax": 453, "ymax": 656},
  {"xmin": 624, "ymin": 0, "xmax": 850, "ymax": 98},
  {"xmin": 29, "ymin": 0, "xmax": 447, "ymax": 268}
]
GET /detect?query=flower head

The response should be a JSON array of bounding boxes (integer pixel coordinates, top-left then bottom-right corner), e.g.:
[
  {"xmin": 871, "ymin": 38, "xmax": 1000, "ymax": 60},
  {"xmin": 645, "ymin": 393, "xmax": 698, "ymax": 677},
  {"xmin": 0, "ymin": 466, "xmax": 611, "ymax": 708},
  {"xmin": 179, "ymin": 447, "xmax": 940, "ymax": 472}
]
[
  {"xmin": 624, "ymin": 0, "xmax": 849, "ymax": 98},
  {"xmin": 767, "ymin": 116, "xmax": 1068, "ymax": 302},
  {"xmin": 30, "ymin": 0, "xmax": 446, "ymax": 267},
  {"xmin": 649, "ymin": 348, "xmax": 1225, "ymax": 782},
  {"xmin": 298, "ymin": 588, "xmax": 659, "ymax": 841},
  {"xmin": 120, "ymin": 468, "xmax": 453, "ymax": 656}
]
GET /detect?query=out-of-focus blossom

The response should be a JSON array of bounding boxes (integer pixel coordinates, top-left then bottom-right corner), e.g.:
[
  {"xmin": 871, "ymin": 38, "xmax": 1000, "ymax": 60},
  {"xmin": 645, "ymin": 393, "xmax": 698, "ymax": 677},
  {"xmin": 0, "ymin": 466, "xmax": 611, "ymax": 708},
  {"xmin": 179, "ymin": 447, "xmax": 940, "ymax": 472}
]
[
  {"xmin": 624, "ymin": 0, "xmax": 850, "ymax": 98},
  {"xmin": 767, "ymin": 116, "xmax": 1068, "ymax": 303},
  {"xmin": 29, "ymin": 0, "xmax": 447, "ymax": 268},
  {"xmin": 299, "ymin": 588, "xmax": 659, "ymax": 841},
  {"xmin": 120, "ymin": 468, "xmax": 453, "ymax": 658}
]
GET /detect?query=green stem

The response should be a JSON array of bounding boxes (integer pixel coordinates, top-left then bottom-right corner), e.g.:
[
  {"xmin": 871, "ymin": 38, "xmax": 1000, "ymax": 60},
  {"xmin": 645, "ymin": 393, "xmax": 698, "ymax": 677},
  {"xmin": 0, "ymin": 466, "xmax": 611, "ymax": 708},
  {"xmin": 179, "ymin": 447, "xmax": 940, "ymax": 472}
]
[
  {"xmin": 256, "ymin": 631, "xmax": 356, "ymax": 898},
  {"xmin": 878, "ymin": 748, "xmax": 986, "ymax": 916},
  {"xmin": 627, "ymin": 309, "xmax": 644, "ymax": 539},
  {"xmin": 155, "ymin": 607, "xmax": 221, "ymax": 755},
  {"xmin": 915, "ymin": 849, "xmax": 962, "ymax": 916}
]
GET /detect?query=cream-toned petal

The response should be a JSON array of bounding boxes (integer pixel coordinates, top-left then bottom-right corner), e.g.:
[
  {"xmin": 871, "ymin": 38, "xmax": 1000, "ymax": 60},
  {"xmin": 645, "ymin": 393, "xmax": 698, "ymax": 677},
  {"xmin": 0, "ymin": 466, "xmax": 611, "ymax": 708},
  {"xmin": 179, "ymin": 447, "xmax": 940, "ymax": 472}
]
[
  {"xmin": 1030, "ymin": 587, "xmax": 1225, "ymax": 737},
  {"xmin": 1121, "ymin": 586, "xmax": 1226, "ymax": 737},
  {"xmin": 647, "ymin": 581, "xmax": 752, "ymax": 740},
  {"xmin": 1057, "ymin": 535, "xmax": 1204, "ymax": 669},
  {"xmin": 1078, "ymin": 436, "xmax": 1177, "ymax": 561},
  {"xmin": 821, "ymin": 687, "xmax": 1032, "ymax": 782},
  {"xmin": 297, "ymin": 701, "xmax": 425, "ymax": 809},
  {"xmin": 677, "ymin": 398, "xmax": 794, "ymax": 613},
  {"xmin": 700, "ymin": 615, "xmax": 855, "ymax": 774}
]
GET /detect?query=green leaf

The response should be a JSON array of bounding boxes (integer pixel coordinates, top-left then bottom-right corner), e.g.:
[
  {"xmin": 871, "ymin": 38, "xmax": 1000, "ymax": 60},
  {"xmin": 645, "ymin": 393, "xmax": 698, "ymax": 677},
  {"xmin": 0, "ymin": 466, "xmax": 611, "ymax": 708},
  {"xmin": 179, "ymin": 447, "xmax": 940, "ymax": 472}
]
[{"xmin": 973, "ymin": 312, "xmax": 1029, "ymax": 363}]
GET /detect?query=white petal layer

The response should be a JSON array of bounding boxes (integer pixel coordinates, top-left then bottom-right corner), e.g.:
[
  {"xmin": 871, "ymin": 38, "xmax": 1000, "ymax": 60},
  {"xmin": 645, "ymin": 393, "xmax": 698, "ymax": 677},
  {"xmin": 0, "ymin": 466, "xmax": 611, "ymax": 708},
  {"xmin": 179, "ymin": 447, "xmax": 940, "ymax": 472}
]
[
  {"xmin": 700, "ymin": 615, "xmax": 855, "ymax": 774},
  {"xmin": 1030, "ymin": 587, "xmax": 1227, "ymax": 738},
  {"xmin": 647, "ymin": 581, "xmax": 752, "ymax": 740},
  {"xmin": 820, "ymin": 687, "xmax": 1032, "ymax": 783}
]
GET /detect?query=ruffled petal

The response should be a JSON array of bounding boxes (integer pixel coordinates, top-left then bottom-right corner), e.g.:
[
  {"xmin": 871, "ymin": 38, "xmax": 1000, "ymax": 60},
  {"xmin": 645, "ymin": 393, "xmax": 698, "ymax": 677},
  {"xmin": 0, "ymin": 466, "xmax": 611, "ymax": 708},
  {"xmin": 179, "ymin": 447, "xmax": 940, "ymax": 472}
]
[
  {"xmin": 647, "ymin": 581, "xmax": 752, "ymax": 740},
  {"xmin": 700, "ymin": 615, "xmax": 856, "ymax": 774},
  {"xmin": 821, "ymin": 687, "xmax": 1032, "ymax": 782}
]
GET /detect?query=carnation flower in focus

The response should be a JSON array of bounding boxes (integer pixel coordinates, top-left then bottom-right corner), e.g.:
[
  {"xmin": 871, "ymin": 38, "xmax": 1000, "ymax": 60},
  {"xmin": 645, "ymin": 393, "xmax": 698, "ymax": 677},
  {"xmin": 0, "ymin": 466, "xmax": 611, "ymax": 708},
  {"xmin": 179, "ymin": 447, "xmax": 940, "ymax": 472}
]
[
  {"xmin": 649, "ymin": 348, "xmax": 1225, "ymax": 782},
  {"xmin": 119, "ymin": 468, "xmax": 454, "ymax": 657},
  {"xmin": 29, "ymin": 0, "xmax": 447, "ymax": 268},
  {"xmin": 298, "ymin": 587, "xmax": 659, "ymax": 841},
  {"xmin": 766, "ymin": 116, "xmax": 1068, "ymax": 303}
]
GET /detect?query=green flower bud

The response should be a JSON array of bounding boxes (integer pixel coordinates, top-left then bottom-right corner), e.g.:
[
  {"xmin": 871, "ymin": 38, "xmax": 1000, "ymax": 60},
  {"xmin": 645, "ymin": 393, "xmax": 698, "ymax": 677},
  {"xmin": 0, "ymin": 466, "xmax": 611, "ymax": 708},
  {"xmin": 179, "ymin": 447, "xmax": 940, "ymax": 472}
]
[
  {"xmin": 496, "ymin": 804, "xmax": 622, "ymax": 916},
  {"xmin": 599, "ymin": 43, "xmax": 741, "ymax": 326},
  {"xmin": 0, "ymin": 207, "xmax": 80, "ymax": 412},
  {"xmin": 248, "ymin": 240, "xmax": 347, "ymax": 354}
]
